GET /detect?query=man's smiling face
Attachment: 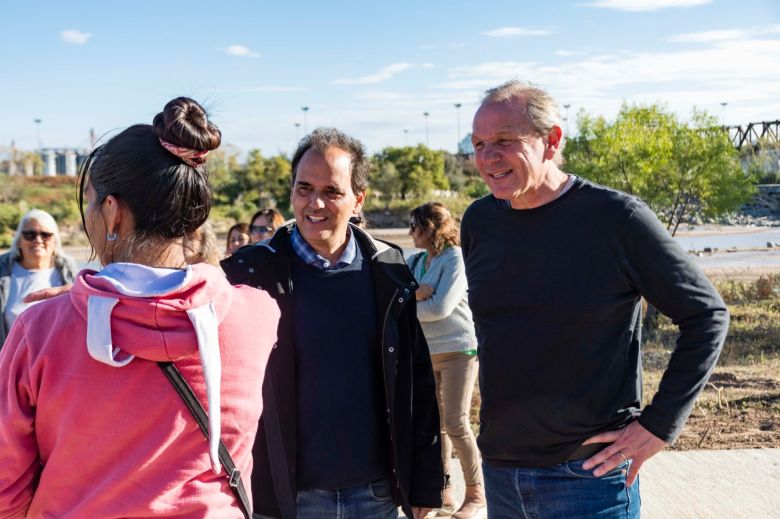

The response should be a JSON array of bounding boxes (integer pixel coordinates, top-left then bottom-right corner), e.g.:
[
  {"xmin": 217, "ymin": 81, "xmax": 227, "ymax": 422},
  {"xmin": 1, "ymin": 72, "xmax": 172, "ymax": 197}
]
[
  {"xmin": 472, "ymin": 99, "xmax": 553, "ymax": 203},
  {"xmin": 291, "ymin": 146, "xmax": 364, "ymax": 260}
]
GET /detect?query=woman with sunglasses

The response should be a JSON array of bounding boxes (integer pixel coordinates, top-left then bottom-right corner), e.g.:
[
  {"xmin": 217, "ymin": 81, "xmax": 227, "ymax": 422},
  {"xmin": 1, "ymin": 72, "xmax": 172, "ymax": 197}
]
[
  {"xmin": 407, "ymin": 202, "xmax": 485, "ymax": 519},
  {"xmin": 0, "ymin": 209, "xmax": 76, "ymax": 346},
  {"xmin": 248, "ymin": 207, "xmax": 284, "ymax": 243}
]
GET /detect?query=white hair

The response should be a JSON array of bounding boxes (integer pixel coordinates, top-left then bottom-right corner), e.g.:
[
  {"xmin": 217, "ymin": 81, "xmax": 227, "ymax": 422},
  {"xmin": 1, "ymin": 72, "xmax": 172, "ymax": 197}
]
[
  {"xmin": 10, "ymin": 209, "xmax": 65, "ymax": 262},
  {"xmin": 481, "ymin": 80, "xmax": 566, "ymax": 164}
]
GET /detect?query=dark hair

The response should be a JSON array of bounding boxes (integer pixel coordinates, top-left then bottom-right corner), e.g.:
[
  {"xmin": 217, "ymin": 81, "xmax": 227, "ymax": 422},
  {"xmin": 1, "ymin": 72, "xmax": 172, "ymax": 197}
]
[
  {"xmin": 249, "ymin": 208, "xmax": 285, "ymax": 230},
  {"xmin": 410, "ymin": 202, "xmax": 460, "ymax": 254},
  {"xmin": 78, "ymin": 97, "xmax": 221, "ymax": 250},
  {"xmin": 290, "ymin": 127, "xmax": 369, "ymax": 194}
]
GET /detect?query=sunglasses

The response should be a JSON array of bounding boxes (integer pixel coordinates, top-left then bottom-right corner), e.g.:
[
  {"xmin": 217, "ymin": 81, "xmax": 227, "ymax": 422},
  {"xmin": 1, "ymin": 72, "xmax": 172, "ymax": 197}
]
[
  {"xmin": 21, "ymin": 230, "xmax": 54, "ymax": 241},
  {"xmin": 409, "ymin": 221, "xmax": 417, "ymax": 231},
  {"xmin": 250, "ymin": 225, "xmax": 274, "ymax": 234}
]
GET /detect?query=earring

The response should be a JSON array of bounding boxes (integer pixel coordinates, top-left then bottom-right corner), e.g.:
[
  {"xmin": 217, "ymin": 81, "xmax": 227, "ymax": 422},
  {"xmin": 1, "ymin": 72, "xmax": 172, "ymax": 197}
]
[{"xmin": 106, "ymin": 232, "xmax": 117, "ymax": 241}]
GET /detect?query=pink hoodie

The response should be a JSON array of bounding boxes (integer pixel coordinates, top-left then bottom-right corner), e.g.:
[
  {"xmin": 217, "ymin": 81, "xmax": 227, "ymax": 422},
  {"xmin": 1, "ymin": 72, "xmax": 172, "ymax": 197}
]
[{"xmin": 0, "ymin": 263, "xmax": 279, "ymax": 518}]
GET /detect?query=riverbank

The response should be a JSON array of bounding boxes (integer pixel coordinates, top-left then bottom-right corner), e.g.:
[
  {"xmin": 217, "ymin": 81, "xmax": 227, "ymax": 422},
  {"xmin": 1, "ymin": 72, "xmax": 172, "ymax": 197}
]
[{"xmin": 369, "ymin": 226, "xmax": 780, "ymax": 280}]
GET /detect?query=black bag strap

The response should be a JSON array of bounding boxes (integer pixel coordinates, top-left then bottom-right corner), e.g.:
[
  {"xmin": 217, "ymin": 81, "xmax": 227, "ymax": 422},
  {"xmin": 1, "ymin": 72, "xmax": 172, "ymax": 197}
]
[{"xmin": 158, "ymin": 361, "xmax": 252, "ymax": 519}]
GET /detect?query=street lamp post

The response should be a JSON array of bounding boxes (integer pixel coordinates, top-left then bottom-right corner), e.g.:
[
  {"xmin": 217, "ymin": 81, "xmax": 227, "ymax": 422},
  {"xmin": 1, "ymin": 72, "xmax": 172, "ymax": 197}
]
[
  {"xmin": 34, "ymin": 118, "xmax": 42, "ymax": 151},
  {"xmin": 562, "ymin": 104, "xmax": 571, "ymax": 135},
  {"xmin": 295, "ymin": 122, "xmax": 301, "ymax": 140},
  {"xmin": 301, "ymin": 106, "xmax": 310, "ymax": 133},
  {"xmin": 454, "ymin": 103, "xmax": 462, "ymax": 154},
  {"xmin": 423, "ymin": 112, "xmax": 430, "ymax": 147},
  {"xmin": 720, "ymin": 102, "xmax": 728, "ymax": 126},
  {"xmin": 403, "ymin": 129, "xmax": 409, "ymax": 147}
]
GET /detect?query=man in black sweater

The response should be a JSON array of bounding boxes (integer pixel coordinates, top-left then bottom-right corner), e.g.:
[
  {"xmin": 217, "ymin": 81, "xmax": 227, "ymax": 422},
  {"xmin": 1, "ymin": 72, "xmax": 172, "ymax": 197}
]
[
  {"xmin": 221, "ymin": 128, "xmax": 442, "ymax": 519},
  {"xmin": 461, "ymin": 81, "xmax": 729, "ymax": 518}
]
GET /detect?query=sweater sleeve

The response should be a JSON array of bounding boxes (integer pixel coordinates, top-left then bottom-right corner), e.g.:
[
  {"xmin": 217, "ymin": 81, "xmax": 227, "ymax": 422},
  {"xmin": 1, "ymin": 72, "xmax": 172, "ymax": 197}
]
[
  {"xmin": 0, "ymin": 319, "xmax": 39, "ymax": 518},
  {"xmin": 620, "ymin": 201, "xmax": 729, "ymax": 443},
  {"xmin": 416, "ymin": 249, "xmax": 469, "ymax": 322}
]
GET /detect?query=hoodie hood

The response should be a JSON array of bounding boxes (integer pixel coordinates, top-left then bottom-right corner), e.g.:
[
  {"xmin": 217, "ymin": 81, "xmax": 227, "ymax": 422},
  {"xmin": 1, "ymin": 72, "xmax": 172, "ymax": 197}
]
[{"xmin": 70, "ymin": 262, "xmax": 234, "ymax": 474}]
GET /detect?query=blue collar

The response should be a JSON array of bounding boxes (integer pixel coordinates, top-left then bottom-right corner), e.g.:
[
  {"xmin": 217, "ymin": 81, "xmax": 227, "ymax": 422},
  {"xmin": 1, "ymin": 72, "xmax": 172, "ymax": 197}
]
[{"xmin": 290, "ymin": 226, "xmax": 357, "ymax": 271}]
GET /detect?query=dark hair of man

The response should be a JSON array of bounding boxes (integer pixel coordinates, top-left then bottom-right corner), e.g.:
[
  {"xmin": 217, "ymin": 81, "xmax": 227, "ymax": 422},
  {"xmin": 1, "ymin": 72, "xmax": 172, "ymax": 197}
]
[
  {"xmin": 249, "ymin": 208, "xmax": 285, "ymax": 230},
  {"xmin": 78, "ymin": 97, "xmax": 221, "ymax": 253},
  {"xmin": 410, "ymin": 202, "xmax": 460, "ymax": 254},
  {"xmin": 290, "ymin": 127, "xmax": 369, "ymax": 194}
]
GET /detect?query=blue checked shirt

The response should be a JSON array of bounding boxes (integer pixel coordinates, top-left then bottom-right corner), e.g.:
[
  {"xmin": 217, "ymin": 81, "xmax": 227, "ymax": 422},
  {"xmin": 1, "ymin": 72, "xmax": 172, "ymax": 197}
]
[{"xmin": 290, "ymin": 226, "xmax": 357, "ymax": 270}]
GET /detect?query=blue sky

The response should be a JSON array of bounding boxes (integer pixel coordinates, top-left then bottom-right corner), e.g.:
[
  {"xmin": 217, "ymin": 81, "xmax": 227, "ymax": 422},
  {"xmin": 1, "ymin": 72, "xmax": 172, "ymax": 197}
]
[{"xmin": 1, "ymin": 0, "xmax": 778, "ymax": 156}]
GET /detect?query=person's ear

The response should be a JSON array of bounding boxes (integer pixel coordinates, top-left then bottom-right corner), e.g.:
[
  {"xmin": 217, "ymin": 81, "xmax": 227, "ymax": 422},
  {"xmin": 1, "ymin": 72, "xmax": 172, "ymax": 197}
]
[
  {"xmin": 545, "ymin": 126, "xmax": 563, "ymax": 159},
  {"xmin": 354, "ymin": 190, "xmax": 366, "ymax": 214},
  {"xmin": 102, "ymin": 195, "xmax": 125, "ymax": 238}
]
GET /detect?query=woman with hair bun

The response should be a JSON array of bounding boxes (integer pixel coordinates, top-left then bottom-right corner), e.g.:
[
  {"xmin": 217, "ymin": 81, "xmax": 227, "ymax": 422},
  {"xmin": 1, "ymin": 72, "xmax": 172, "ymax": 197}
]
[
  {"xmin": 407, "ymin": 202, "xmax": 485, "ymax": 519},
  {"xmin": 0, "ymin": 97, "xmax": 279, "ymax": 518}
]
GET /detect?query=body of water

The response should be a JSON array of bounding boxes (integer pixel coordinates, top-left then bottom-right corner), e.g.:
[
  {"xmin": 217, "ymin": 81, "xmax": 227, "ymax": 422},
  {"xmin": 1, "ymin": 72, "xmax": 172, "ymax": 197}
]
[{"xmin": 674, "ymin": 228, "xmax": 780, "ymax": 252}]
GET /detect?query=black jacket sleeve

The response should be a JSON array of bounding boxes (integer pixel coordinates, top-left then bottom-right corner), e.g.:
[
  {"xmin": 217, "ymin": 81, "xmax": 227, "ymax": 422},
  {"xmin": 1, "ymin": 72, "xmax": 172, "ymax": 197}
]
[{"xmin": 404, "ymin": 298, "xmax": 445, "ymax": 508}]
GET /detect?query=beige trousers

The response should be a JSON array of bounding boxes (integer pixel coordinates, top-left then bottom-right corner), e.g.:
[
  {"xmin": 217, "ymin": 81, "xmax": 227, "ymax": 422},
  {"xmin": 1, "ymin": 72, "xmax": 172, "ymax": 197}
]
[{"xmin": 431, "ymin": 351, "xmax": 482, "ymax": 486}]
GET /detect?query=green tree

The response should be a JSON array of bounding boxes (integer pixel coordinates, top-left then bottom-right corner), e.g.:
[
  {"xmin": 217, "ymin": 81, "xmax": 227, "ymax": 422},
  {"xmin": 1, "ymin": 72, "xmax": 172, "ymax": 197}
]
[
  {"xmin": 565, "ymin": 103, "xmax": 753, "ymax": 235},
  {"xmin": 208, "ymin": 149, "xmax": 292, "ymax": 217},
  {"xmin": 262, "ymin": 154, "xmax": 292, "ymax": 211},
  {"xmin": 368, "ymin": 160, "xmax": 400, "ymax": 209},
  {"xmin": 374, "ymin": 145, "xmax": 448, "ymax": 198}
]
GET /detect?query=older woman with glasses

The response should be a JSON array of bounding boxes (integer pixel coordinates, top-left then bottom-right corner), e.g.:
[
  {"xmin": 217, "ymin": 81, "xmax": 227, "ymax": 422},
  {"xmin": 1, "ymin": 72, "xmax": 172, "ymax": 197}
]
[
  {"xmin": 249, "ymin": 207, "xmax": 285, "ymax": 243},
  {"xmin": 0, "ymin": 209, "xmax": 76, "ymax": 346}
]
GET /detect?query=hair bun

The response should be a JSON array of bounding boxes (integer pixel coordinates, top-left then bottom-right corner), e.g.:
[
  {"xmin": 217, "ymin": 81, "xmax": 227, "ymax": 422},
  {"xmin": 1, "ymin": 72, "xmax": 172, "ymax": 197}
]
[{"xmin": 152, "ymin": 97, "xmax": 221, "ymax": 162}]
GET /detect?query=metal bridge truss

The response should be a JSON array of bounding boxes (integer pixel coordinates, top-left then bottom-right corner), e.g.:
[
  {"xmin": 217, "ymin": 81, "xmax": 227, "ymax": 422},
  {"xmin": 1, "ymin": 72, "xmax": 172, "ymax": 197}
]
[{"xmin": 725, "ymin": 121, "xmax": 780, "ymax": 149}]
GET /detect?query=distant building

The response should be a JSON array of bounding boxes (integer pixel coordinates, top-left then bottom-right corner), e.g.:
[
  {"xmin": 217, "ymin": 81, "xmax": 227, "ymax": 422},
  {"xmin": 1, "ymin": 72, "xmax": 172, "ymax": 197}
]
[
  {"xmin": 1, "ymin": 145, "xmax": 88, "ymax": 177},
  {"xmin": 40, "ymin": 148, "xmax": 88, "ymax": 176}
]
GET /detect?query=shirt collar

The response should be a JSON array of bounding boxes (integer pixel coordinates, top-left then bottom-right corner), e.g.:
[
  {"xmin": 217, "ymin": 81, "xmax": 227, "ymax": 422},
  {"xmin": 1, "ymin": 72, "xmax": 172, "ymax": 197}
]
[{"xmin": 290, "ymin": 225, "xmax": 357, "ymax": 270}]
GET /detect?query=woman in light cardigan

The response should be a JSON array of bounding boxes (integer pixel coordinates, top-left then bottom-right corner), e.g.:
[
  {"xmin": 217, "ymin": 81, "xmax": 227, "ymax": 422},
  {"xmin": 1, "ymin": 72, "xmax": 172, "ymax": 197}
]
[{"xmin": 407, "ymin": 202, "xmax": 484, "ymax": 519}]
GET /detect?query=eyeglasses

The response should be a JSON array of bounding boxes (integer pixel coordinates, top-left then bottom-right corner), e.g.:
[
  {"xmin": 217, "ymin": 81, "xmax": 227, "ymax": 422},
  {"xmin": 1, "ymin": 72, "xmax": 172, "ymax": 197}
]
[
  {"xmin": 409, "ymin": 221, "xmax": 417, "ymax": 231},
  {"xmin": 250, "ymin": 225, "xmax": 274, "ymax": 234},
  {"xmin": 21, "ymin": 230, "xmax": 54, "ymax": 241}
]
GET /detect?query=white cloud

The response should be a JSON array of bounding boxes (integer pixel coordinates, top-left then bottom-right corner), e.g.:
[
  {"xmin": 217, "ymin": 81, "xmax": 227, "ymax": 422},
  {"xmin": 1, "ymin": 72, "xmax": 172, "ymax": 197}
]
[
  {"xmin": 60, "ymin": 29, "xmax": 91, "ymax": 44},
  {"xmin": 483, "ymin": 27, "xmax": 552, "ymax": 38},
  {"xmin": 224, "ymin": 45, "xmax": 260, "ymax": 58},
  {"xmin": 671, "ymin": 24, "xmax": 780, "ymax": 43},
  {"xmin": 579, "ymin": 0, "xmax": 710, "ymax": 12},
  {"xmin": 334, "ymin": 63, "xmax": 429, "ymax": 85},
  {"xmin": 436, "ymin": 35, "xmax": 780, "ymax": 127}
]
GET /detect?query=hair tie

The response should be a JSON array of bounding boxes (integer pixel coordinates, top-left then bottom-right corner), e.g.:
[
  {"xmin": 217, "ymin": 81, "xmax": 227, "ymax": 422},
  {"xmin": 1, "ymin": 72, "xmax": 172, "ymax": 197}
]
[{"xmin": 159, "ymin": 138, "xmax": 208, "ymax": 167}]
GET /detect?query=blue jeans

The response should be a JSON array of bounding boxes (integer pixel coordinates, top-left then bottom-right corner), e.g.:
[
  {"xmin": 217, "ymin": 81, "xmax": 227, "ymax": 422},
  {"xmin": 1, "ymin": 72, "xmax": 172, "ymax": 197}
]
[
  {"xmin": 483, "ymin": 459, "xmax": 640, "ymax": 519},
  {"xmin": 293, "ymin": 477, "xmax": 398, "ymax": 519}
]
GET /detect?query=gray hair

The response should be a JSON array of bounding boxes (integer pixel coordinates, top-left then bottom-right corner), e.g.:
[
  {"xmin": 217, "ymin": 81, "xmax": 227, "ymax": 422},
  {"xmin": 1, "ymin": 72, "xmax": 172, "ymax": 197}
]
[
  {"xmin": 10, "ymin": 209, "xmax": 65, "ymax": 262},
  {"xmin": 481, "ymin": 80, "xmax": 566, "ymax": 164},
  {"xmin": 290, "ymin": 127, "xmax": 370, "ymax": 194}
]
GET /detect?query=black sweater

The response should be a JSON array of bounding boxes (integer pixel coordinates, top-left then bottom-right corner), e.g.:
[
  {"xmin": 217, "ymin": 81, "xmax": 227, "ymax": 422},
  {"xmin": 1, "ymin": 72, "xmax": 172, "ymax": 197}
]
[{"xmin": 461, "ymin": 178, "xmax": 729, "ymax": 467}]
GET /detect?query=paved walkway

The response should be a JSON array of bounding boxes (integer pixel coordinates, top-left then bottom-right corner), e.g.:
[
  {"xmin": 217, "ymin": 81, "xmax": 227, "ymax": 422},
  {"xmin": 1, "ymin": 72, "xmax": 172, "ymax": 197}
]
[{"xmin": 441, "ymin": 449, "xmax": 780, "ymax": 518}]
